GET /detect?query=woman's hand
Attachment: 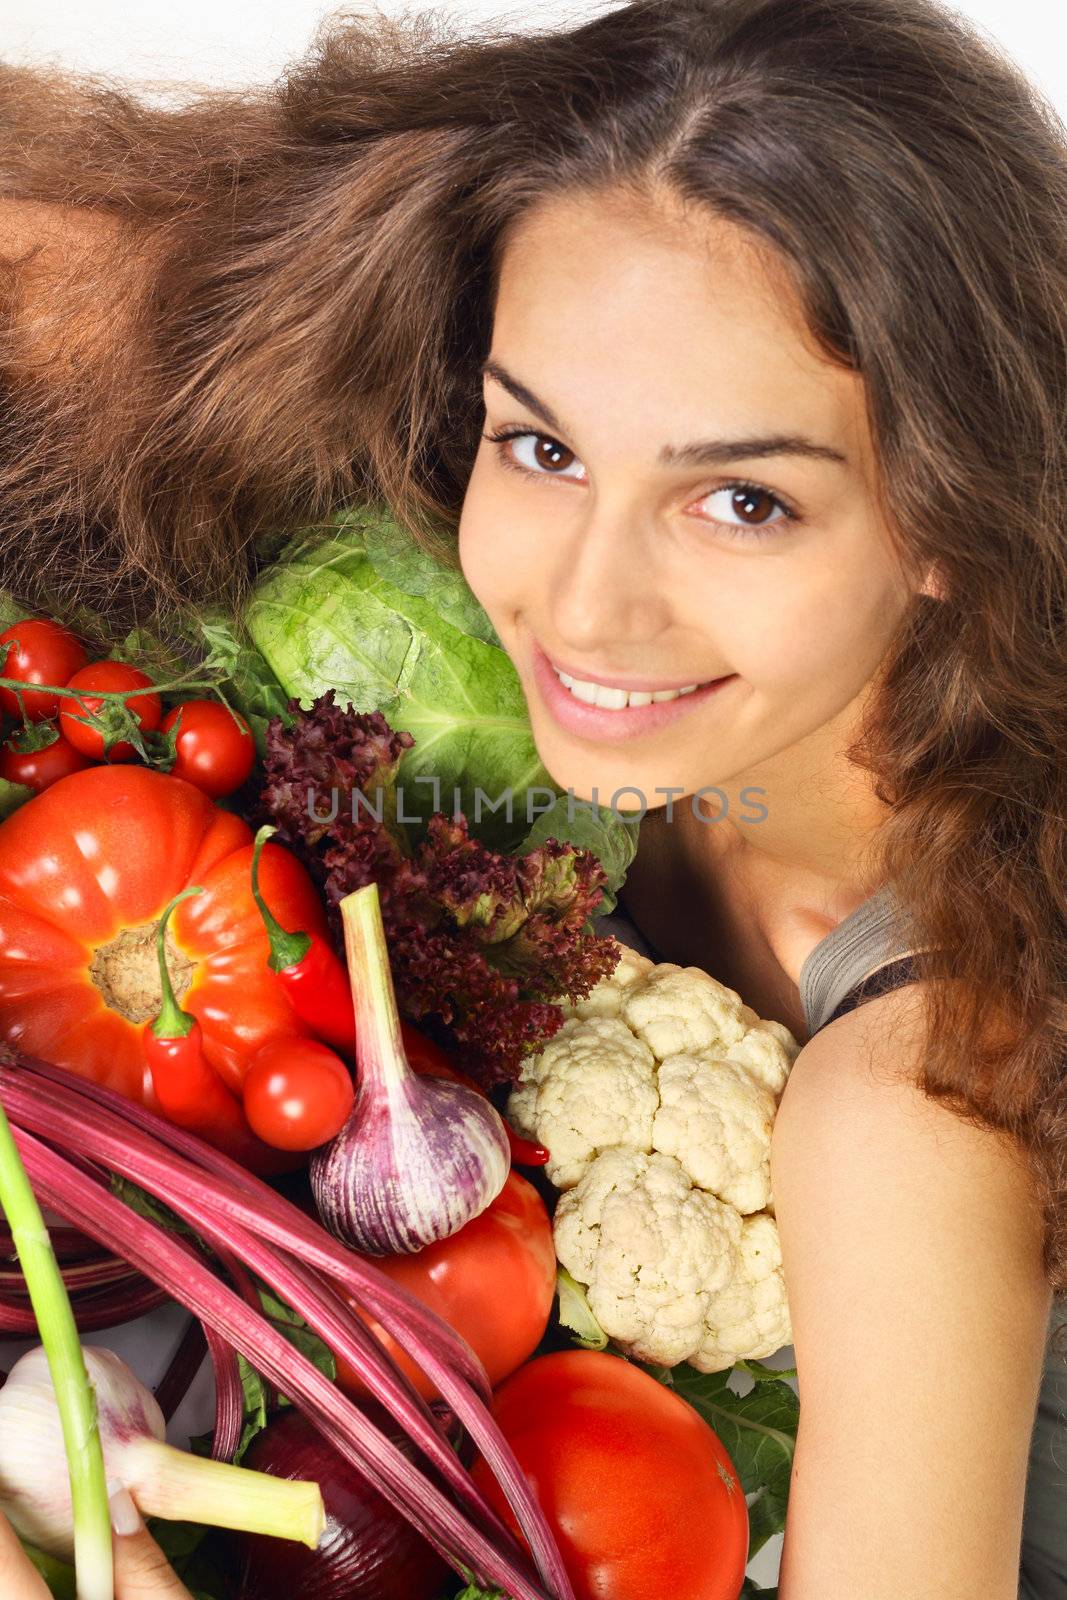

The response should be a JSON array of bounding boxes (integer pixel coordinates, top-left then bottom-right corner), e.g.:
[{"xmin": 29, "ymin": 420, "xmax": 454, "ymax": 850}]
[{"xmin": 0, "ymin": 1498, "xmax": 194, "ymax": 1598}]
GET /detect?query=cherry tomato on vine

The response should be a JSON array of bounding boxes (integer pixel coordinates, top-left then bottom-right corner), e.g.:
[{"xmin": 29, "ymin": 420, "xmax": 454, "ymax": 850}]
[
  {"xmin": 160, "ymin": 699, "xmax": 256, "ymax": 798},
  {"xmin": 59, "ymin": 661, "xmax": 162, "ymax": 762},
  {"xmin": 0, "ymin": 619, "xmax": 88, "ymax": 721},
  {"xmin": 242, "ymin": 1036, "xmax": 355, "ymax": 1151},
  {"xmin": 0, "ymin": 728, "xmax": 93, "ymax": 792}
]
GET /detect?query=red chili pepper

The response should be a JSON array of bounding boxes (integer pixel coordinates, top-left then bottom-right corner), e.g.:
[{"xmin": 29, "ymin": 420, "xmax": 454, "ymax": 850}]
[
  {"xmin": 400, "ymin": 1019, "xmax": 551, "ymax": 1168},
  {"xmin": 251, "ymin": 825, "xmax": 356, "ymax": 1054},
  {"xmin": 142, "ymin": 885, "xmax": 257, "ymax": 1154},
  {"xmin": 503, "ymin": 1128, "xmax": 551, "ymax": 1168}
]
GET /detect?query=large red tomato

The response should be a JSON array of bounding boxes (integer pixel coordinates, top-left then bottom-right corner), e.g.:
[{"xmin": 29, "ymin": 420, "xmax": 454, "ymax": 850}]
[
  {"xmin": 335, "ymin": 1171, "xmax": 556, "ymax": 1403},
  {"xmin": 471, "ymin": 1351, "xmax": 750, "ymax": 1600},
  {"xmin": 0, "ymin": 764, "xmax": 330, "ymax": 1110}
]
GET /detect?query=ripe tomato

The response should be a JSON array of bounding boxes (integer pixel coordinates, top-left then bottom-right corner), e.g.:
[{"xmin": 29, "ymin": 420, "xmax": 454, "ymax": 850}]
[
  {"xmin": 334, "ymin": 1171, "xmax": 556, "ymax": 1403},
  {"xmin": 471, "ymin": 1351, "xmax": 750, "ymax": 1600},
  {"xmin": 0, "ymin": 728, "xmax": 93, "ymax": 792},
  {"xmin": 160, "ymin": 700, "xmax": 256, "ymax": 798},
  {"xmin": 0, "ymin": 618, "xmax": 88, "ymax": 721},
  {"xmin": 0, "ymin": 765, "xmax": 331, "ymax": 1125},
  {"xmin": 59, "ymin": 662, "xmax": 163, "ymax": 761},
  {"xmin": 242, "ymin": 1036, "xmax": 354, "ymax": 1151}
]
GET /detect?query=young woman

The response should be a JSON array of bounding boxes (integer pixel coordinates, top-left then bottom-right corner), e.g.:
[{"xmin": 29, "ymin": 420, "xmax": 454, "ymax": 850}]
[{"xmin": 1, "ymin": 1, "xmax": 1065, "ymax": 1595}]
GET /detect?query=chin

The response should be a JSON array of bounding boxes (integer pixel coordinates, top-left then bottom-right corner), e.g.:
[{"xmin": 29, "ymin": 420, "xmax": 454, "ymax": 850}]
[{"xmin": 530, "ymin": 736, "xmax": 673, "ymax": 820}]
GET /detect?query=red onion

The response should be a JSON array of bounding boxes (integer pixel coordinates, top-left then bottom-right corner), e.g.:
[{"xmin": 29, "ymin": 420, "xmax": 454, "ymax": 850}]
[{"xmin": 232, "ymin": 1403, "xmax": 460, "ymax": 1600}]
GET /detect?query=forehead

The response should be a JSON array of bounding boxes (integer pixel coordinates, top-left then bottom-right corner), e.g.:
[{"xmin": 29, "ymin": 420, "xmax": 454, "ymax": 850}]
[{"xmin": 489, "ymin": 186, "xmax": 871, "ymax": 469}]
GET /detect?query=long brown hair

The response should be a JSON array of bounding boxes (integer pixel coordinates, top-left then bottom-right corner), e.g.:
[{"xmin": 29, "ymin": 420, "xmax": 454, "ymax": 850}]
[{"xmin": 3, "ymin": 0, "xmax": 1067, "ymax": 1298}]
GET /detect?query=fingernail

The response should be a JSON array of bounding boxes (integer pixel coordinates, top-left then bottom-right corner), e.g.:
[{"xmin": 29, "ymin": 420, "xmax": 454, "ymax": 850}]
[{"xmin": 108, "ymin": 1484, "xmax": 143, "ymax": 1537}]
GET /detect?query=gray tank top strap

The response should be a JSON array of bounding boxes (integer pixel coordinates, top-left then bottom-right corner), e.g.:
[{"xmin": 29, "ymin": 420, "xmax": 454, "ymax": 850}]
[
  {"xmin": 799, "ymin": 882, "xmax": 930, "ymax": 1037},
  {"xmin": 604, "ymin": 886, "xmax": 930, "ymax": 1039}
]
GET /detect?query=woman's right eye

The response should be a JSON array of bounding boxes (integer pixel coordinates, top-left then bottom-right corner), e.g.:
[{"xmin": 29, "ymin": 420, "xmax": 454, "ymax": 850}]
[{"xmin": 482, "ymin": 428, "xmax": 587, "ymax": 482}]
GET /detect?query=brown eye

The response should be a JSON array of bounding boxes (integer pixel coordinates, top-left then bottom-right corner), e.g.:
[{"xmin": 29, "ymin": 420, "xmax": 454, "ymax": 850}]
[
  {"xmin": 696, "ymin": 480, "xmax": 797, "ymax": 539},
  {"xmin": 531, "ymin": 437, "xmax": 577, "ymax": 472},
  {"xmin": 484, "ymin": 428, "xmax": 586, "ymax": 481},
  {"xmin": 729, "ymin": 486, "xmax": 780, "ymax": 524}
]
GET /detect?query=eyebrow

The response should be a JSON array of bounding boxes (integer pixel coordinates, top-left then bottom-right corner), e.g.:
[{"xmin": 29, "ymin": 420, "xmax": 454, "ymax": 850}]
[{"xmin": 480, "ymin": 359, "xmax": 849, "ymax": 469}]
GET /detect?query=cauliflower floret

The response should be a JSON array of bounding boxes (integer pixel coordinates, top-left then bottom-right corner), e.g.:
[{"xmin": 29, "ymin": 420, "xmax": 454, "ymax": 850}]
[
  {"xmin": 652, "ymin": 1053, "xmax": 775, "ymax": 1214},
  {"xmin": 506, "ymin": 1016, "xmax": 659, "ymax": 1188},
  {"xmin": 505, "ymin": 1078, "xmax": 540, "ymax": 1143},
  {"xmin": 691, "ymin": 1213, "xmax": 792, "ymax": 1372},
  {"xmin": 622, "ymin": 965, "xmax": 750, "ymax": 1059},
  {"xmin": 724, "ymin": 1016, "xmax": 801, "ymax": 1098},
  {"xmin": 561, "ymin": 944, "xmax": 656, "ymax": 1021},
  {"xmin": 554, "ymin": 1148, "xmax": 743, "ymax": 1368}
]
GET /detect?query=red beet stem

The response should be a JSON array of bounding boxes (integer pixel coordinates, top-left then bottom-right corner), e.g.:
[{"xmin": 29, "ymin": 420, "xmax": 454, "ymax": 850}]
[
  {"xmin": 3, "ymin": 1066, "xmax": 569, "ymax": 1592},
  {"xmin": 14, "ymin": 1128, "xmax": 559, "ymax": 1600}
]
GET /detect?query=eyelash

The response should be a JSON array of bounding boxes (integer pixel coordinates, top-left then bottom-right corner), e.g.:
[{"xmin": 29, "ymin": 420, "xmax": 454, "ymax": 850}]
[{"xmin": 481, "ymin": 426, "xmax": 801, "ymax": 539}]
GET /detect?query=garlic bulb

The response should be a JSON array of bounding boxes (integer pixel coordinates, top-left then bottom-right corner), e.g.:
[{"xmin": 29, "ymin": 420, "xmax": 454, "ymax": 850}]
[{"xmin": 310, "ymin": 883, "xmax": 509, "ymax": 1254}]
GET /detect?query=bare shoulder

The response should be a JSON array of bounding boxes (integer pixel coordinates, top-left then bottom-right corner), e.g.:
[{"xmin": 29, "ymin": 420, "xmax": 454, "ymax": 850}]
[{"xmin": 770, "ymin": 980, "xmax": 1052, "ymax": 1600}]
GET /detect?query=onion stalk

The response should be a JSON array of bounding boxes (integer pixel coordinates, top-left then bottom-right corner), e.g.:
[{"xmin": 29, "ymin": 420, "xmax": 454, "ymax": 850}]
[{"xmin": 0, "ymin": 1099, "xmax": 112, "ymax": 1600}]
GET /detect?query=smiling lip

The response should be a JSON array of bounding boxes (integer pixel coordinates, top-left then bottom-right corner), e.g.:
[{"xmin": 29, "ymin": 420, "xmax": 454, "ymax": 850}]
[
  {"xmin": 542, "ymin": 652, "xmax": 722, "ymax": 694},
  {"xmin": 531, "ymin": 640, "xmax": 737, "ymax": 743}
]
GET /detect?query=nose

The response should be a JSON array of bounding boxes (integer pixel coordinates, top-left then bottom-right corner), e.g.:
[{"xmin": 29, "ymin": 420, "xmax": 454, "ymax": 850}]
[{"xmin": 547, "ymin": 502, "xmax": 671, "ymax": 654}]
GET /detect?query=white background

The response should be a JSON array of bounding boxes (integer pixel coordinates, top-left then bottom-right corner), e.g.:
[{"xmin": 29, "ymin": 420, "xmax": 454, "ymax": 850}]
[
  {"xmin": 3, "ymin": 0, "xmax": 1065, "ymax": 114},
  {"xmin": 2, "ymin": 0, "xmax": 1060, "ymax": 1591}
]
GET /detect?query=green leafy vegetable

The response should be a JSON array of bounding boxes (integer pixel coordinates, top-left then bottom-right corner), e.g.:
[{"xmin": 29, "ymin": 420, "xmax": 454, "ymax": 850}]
[
  {"xmin": 180, "ymin": 607, "xmax": 293, "ymax": 758},
  {"xmin": 652, "ymin": 1360, "xmax": 798, "ymax": 1560},
  {"xmin": 520, "ymin": 795, "xmax": 640, "ymax": 919},
  {"xmin": 555, "ymin": 1268, "xmax": 609, "ymax": 1351},
  {"xmin": 245, "ymin": 507, "xmax": 633, "ymax": 865},
  {"xmin": 257, "ymin": 690, "xmax": 624, "ymax": 1084}
]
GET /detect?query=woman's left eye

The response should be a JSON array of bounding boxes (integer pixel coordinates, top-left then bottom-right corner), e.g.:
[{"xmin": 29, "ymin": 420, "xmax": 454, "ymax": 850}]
[{"xmin": 482, "ymin": 427, "xmax": 800, "ymax": 538}]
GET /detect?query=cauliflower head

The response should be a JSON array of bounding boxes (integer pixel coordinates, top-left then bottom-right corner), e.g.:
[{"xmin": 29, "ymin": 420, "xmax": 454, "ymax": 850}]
[{"xmin": 509, "ymin": 950, "xmax": 801, "ymax": 1370}]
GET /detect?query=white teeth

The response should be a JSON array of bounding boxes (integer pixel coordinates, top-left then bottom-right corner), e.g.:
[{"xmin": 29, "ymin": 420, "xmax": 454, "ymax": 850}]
[{"xmin": 553, "ymin": 666, "xmax": 704, "ymax": 709}]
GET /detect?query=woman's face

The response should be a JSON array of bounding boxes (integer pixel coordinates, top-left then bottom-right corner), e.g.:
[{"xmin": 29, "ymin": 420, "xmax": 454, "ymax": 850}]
[{"xmin": 458, "ymin": 186, "xmax": 919, "ymax": 816}]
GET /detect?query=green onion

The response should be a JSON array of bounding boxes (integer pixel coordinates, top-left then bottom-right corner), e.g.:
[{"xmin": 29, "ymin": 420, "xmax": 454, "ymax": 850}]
[{"xmin": 0, "ymin": 1099, "xmax": 113, "ymax": 1600}]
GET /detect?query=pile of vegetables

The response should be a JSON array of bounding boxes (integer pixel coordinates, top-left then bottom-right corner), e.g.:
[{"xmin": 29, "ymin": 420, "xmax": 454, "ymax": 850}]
[{"xmin": 0, "ymin": 505, "xmax": 797, "ymax": 1600}]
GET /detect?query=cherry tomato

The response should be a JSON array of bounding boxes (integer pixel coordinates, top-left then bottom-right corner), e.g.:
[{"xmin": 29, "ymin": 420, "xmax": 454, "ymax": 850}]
[
  {"xmin": 472, "ymin": 1351, "xmax": 750, "ymax": 1600},
  {"xmin": 242, "ymin": 1036, "xmax": 355, "ymax": 1151},
  {"xmin": 160, "ymin": 699, "xmax": 256, "ymax": 798},
  {"xmin": 334, "ymin": 1170, "xmax": 556, "ymax": 1403},
  {"xmin": 0, "ymin": 619, "xmax": 87, "ymax": 721},
  {"xmin": 0, "ymin": 728, "xmax": 93, "ymax": 792},
  {"xmin": 59, "ymin": 661, "xmax": 163, "ymax": 761}
]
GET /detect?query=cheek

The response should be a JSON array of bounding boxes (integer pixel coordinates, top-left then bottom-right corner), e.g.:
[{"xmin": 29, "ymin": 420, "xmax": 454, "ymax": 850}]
[
  {"xmin": 457, "ymin": 466, "xmax": 534, "ymax": 621},
  {"xmin": 705, "ymin": 552, "xmax": 905, "ymax": 695}
]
